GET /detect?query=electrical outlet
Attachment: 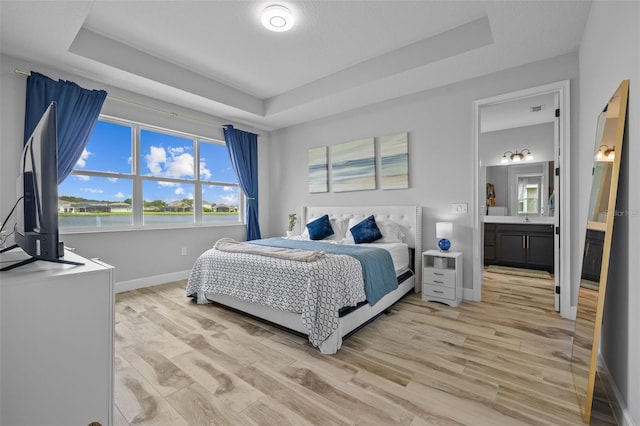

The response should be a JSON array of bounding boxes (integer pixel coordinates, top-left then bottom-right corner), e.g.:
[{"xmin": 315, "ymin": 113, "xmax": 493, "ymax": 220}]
[
  {"xmin": 452, "ymin": 203, "xmax": 468, "ymax": 214},
  {"xmin": 181, "ymin": 247, "xmax": 187, "ymax": 256}
]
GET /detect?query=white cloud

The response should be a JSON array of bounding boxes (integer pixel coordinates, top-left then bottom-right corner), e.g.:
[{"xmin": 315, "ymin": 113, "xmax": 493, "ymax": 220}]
[
  {"xmin": 108, "ymin": 177, "xmax": 118, "ymax": 183},
  {"xmin": 74, "ymin": 175, "xmax": 90, "ymax": 181},
  {"xmin": 199, "ymin": 161, "xmax": 212, "ymax": 180},
  {"xmin": 186, "ymin": 193, "xmax": 194, "ymax": 200},
  {"xmin": 166, "ymin": 152, "xmax": 194, "ymax": 177},
  {"xmin": 145, "ymin": 146, "xmax": 167, "ymax": 175},
  {"xmin": 114, "ymin": 192, "xmax": 125, "ymax": 199},
  {"xmin": 223, "ymin": 186, "xmax": 235, "ymax": 192},
  {"xmin": 158, "ymin": 181, "xmax": 180, "ymax": 187},
  {"xmin": 174, "ymin": 187, "xmax": 185, "ymax": 195},
  {"xmin": 144, "ymin": 145, "xmax": 194, "ymax": 178},
  {"xmin": 80, "ymin": 188, "xmax": 104, "ymax": 194},
  {"xmin": 76, "ymin": 149, "xmax": 91, "ymax": 168},
  {"xmin": 221, "ymin": 194, "xmax": 238, "ymax": 205}
]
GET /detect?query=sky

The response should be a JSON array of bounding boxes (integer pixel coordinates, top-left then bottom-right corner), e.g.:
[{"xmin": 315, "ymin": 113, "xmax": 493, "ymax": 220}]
[{"xmin": 58, "ymin": 120, "xmax": 239, "ymax": 206}]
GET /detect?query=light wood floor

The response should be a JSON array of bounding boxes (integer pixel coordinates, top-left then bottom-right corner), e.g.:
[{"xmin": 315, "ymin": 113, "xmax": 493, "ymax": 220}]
[{"xmin": 114, "ymin": 271, "xmax": 616, "ymax": 425}]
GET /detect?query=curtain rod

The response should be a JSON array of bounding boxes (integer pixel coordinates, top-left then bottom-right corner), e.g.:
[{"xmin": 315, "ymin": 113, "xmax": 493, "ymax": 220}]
[{"xmin": 14, "ymin": 68, "xmax": 228, "ymax": 130}]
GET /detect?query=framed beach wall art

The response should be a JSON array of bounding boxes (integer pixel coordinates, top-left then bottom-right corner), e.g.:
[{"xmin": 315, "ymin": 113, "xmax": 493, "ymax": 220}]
[
  {"xmin": 331, "ymin": 137, "xmax": 376, "ymax": 192},
  {"xmin": 308, "ymin": 146, "xmax": 328, "ymax": 193},
  {"xmin": 380, "ymin": 132, "xmax": 409, "ymax": 189}
]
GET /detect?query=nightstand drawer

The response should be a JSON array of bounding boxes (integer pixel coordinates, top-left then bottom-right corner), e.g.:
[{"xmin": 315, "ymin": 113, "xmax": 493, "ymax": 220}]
[
  {"xmin": 423, "ymin": 268, "xmax": 455, "ymax": 287},
  {"xmin": 423, "ymin": 284, "xmax": 455, "ymax": 300}
]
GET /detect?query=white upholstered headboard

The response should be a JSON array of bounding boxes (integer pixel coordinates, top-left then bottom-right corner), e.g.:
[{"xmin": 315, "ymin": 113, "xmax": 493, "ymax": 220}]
[{"xmin": 302, "ymin": 205, "xmax": 422, "ymax": 290}]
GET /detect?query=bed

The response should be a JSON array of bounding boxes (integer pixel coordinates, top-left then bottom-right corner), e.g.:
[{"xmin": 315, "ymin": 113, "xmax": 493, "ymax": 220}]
[{"xmin": 187, "ymin": 205, "xmax": 422, "ymax": 354}]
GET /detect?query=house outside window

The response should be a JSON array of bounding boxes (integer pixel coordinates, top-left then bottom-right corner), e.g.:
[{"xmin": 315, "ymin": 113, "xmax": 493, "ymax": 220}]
[{"xmin": 58, "ymin": 117, "xmax": 242, "ymax": 231}]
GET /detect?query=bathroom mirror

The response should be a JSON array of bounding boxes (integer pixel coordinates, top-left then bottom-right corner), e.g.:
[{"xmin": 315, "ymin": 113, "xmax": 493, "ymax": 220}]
[
  {"xmin": 570, "ymin": 80, "xmax": 628, "ymax": 423},
  {"xmin": 485, "ymin": 161, "xmax": 553, "ymax": 217}
]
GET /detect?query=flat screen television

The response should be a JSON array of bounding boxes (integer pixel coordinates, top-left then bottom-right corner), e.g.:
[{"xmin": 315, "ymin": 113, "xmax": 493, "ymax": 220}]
[{"xmin": 0, "ymin": 102, "xmax": 82, "ymax": 271}]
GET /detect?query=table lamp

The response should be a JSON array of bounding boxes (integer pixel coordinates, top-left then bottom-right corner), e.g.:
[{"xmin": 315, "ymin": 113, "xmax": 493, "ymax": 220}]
[{"xmin": 436, "ymin": 222, "xmax": 452, "ymax": 252}]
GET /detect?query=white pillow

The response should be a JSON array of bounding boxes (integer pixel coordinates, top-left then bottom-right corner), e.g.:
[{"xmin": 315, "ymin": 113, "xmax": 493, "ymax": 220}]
[
  {"xmin": 376, "ymin": 219, "xmax": 406, "ymax": 243},
  {"xmin": 329, "ymin": 217, "xmax": 350, "ymax": 240},
  {"xmin": 302, "ymin": 217, "xmax": 349, "ymax": 241}
]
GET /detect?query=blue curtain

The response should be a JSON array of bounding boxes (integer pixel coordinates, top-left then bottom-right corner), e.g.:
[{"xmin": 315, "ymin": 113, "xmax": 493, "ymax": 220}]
[
  {"xmin": 24, "ymin": 71, "xmax": 107, "ymax": 184},
  {"xmin": 223, "ymin": 125, "xmax": 261, "ymax": 240}
]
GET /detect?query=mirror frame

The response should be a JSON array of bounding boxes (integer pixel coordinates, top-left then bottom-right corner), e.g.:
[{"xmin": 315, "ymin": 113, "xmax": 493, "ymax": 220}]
[{"xmin": 571, "ymin": 79, "xmax": 629, "ymax": 423}]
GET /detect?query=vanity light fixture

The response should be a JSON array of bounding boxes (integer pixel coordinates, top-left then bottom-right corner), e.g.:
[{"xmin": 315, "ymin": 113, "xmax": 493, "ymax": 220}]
[
  {"xmin": 262, "ymin": 4, "xmax": 294, "ymax": 32},
  {"xmin": 501, "ymin": 148, "xmax": 534, "ymax": 164},
  {"xmin": 595, "ymin": 144, "xmax": 615, "ymax": 162}
]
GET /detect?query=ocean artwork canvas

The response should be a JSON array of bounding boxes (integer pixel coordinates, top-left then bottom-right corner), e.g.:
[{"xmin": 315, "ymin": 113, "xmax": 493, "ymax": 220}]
[
  {"xmin": 308, "ymin": 146, "xmax": 328, "ymax": 193},
  {"xmin": 331, "ymin": 138, "xmax": 376, "ymax": 192},
  {"xmin": 380, "ymin": 132, "xmax": 409, "ymax": 189}
]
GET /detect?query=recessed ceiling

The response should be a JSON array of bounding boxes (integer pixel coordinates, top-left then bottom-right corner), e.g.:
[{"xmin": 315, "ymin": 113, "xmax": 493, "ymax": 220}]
[{"xmin": 0, "ymin": 1, "xmax": 591, "ymax": 131}]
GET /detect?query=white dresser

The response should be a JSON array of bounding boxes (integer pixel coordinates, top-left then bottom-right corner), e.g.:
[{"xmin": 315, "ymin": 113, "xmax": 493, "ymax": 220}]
[
  {"xmin": 422, "ymin": 250, "xmax": 463, "ymax": 307},
  {"xmin": 0, "ymin": 248, "xmax": 114, "ymax": 426}
]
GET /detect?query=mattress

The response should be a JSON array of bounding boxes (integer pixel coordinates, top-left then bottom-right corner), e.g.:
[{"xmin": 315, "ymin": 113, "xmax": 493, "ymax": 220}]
[
  {"xmin": 289, "ymin": 236, "xmax": 410, "ymax": 274},
  {"xmin": 359, "ymin": 242, "xmax": 409, "ymax": 273}
]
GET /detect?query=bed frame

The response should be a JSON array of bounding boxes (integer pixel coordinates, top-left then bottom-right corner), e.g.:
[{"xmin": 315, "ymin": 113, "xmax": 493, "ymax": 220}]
[{"xmin": 206, "ymin": 205, "xmax": 423, "ymax": 354}]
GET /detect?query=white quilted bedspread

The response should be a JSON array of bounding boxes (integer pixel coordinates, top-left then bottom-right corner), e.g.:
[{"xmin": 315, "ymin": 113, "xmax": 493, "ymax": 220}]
[{"xmin": 186, "ymin": 248, "xmax": 366, "ymax": 347}]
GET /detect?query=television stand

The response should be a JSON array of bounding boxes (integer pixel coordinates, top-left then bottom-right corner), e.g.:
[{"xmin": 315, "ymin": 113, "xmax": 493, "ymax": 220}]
[
  {"xmin": 0, "ymin": 244, "xmax": 84, "ymax": 271},
  {"xmin": 1, "ymin": 248, "xmax": 114, "ymax": 425}
]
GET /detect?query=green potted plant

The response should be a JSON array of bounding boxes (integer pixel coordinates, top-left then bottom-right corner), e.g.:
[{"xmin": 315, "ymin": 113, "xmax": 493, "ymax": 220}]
[{"xmin": 287, "ymin": 213, "xmax": 297, "ymax": 237}]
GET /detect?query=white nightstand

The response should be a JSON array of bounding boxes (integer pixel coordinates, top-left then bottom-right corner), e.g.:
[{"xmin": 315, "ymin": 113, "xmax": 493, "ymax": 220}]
[{"xmin": 422, "ymin": 250, "xmax": 463, "ymax": 307}]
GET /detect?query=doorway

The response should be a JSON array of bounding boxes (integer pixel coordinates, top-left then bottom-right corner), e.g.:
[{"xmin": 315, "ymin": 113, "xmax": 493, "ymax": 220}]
[{"xmin": 472, "ymin": 80, "xmax": 572, "ymax": 319}]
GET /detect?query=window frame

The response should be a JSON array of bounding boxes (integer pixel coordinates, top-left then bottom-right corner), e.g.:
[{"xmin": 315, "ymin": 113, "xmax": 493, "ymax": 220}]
[{"xmin": 60, "ymin": 115, "xmax": 244, "ymax": 233}]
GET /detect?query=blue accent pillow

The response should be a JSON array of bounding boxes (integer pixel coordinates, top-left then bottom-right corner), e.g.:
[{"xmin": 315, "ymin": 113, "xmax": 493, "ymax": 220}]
[
  {"xmin": 306, "ymin": 214, "xmax": 334, "ymax": 240},
  {"xmin": 350, "ymin": 215, "xmax": 383, "ymax": 244}
]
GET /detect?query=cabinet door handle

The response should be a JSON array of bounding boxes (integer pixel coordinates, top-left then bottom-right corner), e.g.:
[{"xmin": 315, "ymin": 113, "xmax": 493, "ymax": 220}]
[
  {"xmin": 527, "ymin": 235, "xmax": 530, "ymax": 249},
  {"xmin": 434, "ymin": 272, "xmax": 445, "ymax": 276},
  {"xmin": 433, "ymin": 290, "xmax": 444, "ymax": 294},
  {"xmin": 522, "ymin": 235, "xmax": 526, "ymax": 249},
  {"xmin": 434, "ymin": 280, "xmax": 444, "ymax": 284}
]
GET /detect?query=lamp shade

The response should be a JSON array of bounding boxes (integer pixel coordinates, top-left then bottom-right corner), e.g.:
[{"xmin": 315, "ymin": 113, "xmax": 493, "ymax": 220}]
[{"xmin": 436, "ymin": 222, "xmax": 453, "ymax": 239}]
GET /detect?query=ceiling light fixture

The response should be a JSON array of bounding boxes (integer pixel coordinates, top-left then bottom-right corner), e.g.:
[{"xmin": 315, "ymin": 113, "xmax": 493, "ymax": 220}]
[
  {"xmin": 501, "ymin": 148, "xmax": 534, "ymax": 164},
  {"xmin": 262, "ymin": 5, "xmax": 294, "ymax": 32}
]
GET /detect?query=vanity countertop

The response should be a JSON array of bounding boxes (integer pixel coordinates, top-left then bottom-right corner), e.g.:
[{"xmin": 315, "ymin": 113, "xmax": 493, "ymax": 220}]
[{"xmin": 483, "ymin": 215, "xmax": 555, "ymax": 224}]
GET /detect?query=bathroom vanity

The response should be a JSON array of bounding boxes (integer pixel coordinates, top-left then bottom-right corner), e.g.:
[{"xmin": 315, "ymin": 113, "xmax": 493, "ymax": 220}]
[{"xmin": 483, "ymin": 216, "xmax": 554, "ymax": 272}]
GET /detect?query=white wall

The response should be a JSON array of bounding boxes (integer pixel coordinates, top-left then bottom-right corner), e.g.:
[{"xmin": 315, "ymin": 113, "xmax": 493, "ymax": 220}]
[
  {"xmin": 0, "ymin": 54, "xmax": 271, "ymax": 285},
  {"xmin": 479, "ymin": 122, "xmax": 555, "ymax": 168},
  {"xmin": 269, "ymin": 53, "xmax": 579, "ymax": 294},
  {"xmin": 579, "ymin": 2, "xmax": 639, "ymax": 424}
]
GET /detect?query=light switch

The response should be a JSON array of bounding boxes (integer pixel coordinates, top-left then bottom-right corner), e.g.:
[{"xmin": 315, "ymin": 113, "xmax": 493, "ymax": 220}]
[{"xmin": 452, "ymin": 203, "xmax": 468, "ymax": 214}]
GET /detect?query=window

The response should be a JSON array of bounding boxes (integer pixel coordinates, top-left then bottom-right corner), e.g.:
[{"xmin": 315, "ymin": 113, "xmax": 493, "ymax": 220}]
[
  {"xmin": 517, "ymin": 175, "xmax": 541, "ymax": 214},
  {"xmin": 58, "ymin": 117, "xmax": 241, "ymax": 231}
]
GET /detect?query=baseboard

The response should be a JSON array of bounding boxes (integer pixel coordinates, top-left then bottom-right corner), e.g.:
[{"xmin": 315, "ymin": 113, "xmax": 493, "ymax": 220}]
[
  {"xmin": 463, "ymin": 287, "xmax": 477, "ymax": 302},
  {"xmin": 115, "ymin": 270, "xmax": 191, "ymax": 293},
  {"xmin": 570, "ymin": 305, "xmax": 577, "ymax": 320},
  {"xmin": 598, "ymin": 353, "xmax": 636, "ymax": 426}
]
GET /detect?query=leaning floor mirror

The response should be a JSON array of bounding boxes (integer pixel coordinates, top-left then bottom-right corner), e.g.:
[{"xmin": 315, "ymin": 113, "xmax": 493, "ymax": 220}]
[{"xmin": 570, "ymin": 79, "xmax": 629, "ymax": 423}]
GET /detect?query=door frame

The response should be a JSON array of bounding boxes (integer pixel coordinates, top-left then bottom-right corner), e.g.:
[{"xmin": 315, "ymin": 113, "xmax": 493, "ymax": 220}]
[{"xmin": 472, "ymin": 80, "xmax": 573, "ymax": 319}]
